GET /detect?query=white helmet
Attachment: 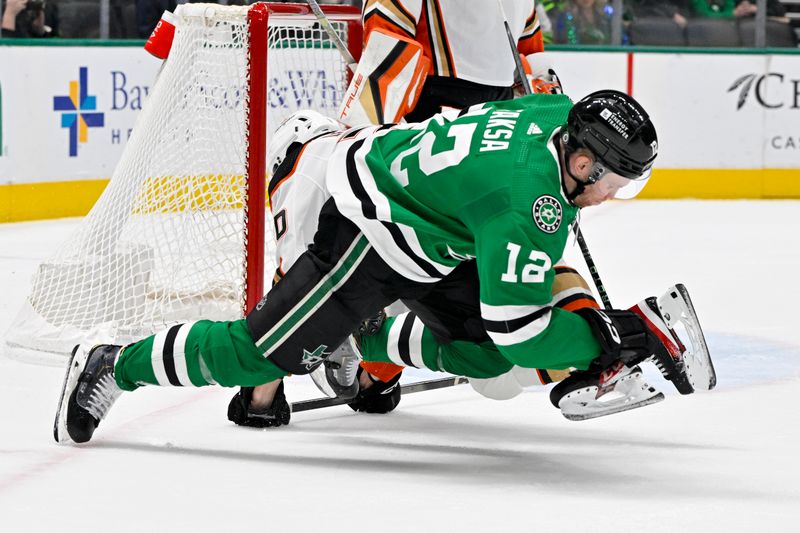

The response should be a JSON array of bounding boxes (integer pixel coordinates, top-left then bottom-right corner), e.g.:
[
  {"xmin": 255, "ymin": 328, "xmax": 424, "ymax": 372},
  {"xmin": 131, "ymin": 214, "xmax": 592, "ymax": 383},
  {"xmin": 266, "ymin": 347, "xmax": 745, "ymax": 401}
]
[{"xmin": 267, "ymin": 110, "xmax": 342, "ymax": 174}]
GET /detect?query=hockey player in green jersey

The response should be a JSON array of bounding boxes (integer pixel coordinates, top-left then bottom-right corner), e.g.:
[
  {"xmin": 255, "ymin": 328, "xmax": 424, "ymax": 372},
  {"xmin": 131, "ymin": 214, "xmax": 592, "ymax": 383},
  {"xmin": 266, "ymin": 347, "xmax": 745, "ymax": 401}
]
[{"xmin": 54, "ymin": 90, "xmax": 714, "ymax": 444}]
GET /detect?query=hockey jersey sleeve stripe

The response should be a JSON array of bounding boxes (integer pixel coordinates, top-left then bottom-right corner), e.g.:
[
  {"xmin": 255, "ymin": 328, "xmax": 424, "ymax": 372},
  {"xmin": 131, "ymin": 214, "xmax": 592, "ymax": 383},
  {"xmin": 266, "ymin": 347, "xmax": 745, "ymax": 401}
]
[
  {"xmin": 520, "ymin": 5, "xmax": 541, "ymax": 38},
  {"xmin": 483, "ymin": 308, "xmax": 552, "ymax": 347},
  {"xmin": 480, "ymin": 302, "xmax": 548, "ymax": 322},
  {"xmin": 518, "ymin": 5, "xmax": 543, "ymax": 56},
  {"xmin": 363, "ymin": 0, "xmax": 418, "ymax": 38},
  {"xmin": 482, "ymin": 306, "xmax": 551, "ymax": 335},
  {"xmin": 381, "ymin": 220, "xmax": 446, "ymax": 278},
  {"xmin": 421, "ymin": 0, "xmax": 455, "ymax": 77},
  {"xmin": 344, "ymin": 138, "xmax": 447, "ymax": 279}
]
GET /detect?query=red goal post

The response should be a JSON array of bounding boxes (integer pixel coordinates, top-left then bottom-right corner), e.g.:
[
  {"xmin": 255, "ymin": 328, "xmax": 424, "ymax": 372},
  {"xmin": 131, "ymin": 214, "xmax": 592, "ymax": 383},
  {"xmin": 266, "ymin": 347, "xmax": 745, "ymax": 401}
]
[
  {"xmin": 245, "ymin": 2, "xmax": 362, "ymax": 312},
  {"xmin": 4, "ymin": 2, "xmax": 363, "ymax": 364}
]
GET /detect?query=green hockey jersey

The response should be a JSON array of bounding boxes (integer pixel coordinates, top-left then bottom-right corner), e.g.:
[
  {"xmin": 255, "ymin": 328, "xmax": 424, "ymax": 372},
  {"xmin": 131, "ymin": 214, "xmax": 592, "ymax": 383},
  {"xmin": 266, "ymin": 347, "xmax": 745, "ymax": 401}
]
[{"xmin": 327, "ymin": 94, "xmax": 601, "ymax": 370}]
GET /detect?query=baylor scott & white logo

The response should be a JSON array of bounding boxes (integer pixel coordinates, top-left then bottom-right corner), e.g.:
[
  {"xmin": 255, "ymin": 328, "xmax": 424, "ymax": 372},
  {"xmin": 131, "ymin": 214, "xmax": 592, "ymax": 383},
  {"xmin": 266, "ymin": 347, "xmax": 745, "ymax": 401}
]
[{"xmin": 532, "ymin": 195, "xmax": 562, "ymax": 234}]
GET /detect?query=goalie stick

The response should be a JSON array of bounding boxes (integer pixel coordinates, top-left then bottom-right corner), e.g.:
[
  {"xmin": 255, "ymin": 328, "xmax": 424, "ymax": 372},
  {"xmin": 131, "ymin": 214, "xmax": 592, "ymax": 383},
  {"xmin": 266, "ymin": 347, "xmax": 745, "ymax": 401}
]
[
  {"xmin": 305, "ymin": 0, "xmax": 358, "ymax": 72},
  {"xmin": 291, "ymin": 376, "xmax": 469, "ymax": 413}
]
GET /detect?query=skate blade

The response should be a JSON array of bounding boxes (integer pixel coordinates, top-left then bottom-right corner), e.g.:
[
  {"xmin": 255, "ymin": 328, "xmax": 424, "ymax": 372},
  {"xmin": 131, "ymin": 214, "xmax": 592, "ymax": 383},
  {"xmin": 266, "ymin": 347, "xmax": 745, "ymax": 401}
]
[
  {"xmin": 562, "ymin": 391, "xmax": 665, "ymax": 421},
  {"xmin": 53, "ymin": 344, "xmax": 89, "ymax": 444},
  {"xmin": 658, "ymin": 284, "xmax": 717, "ymax": 390},
  {"xmin": 559, "ymin": 371, "xmax": 665, "ymax": 421}
]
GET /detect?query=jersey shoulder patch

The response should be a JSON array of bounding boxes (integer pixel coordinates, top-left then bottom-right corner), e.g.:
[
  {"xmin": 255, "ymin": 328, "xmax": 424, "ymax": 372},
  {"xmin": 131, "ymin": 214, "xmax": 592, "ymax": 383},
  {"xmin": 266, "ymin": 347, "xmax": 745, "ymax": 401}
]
[{"xmin": 531, "ymin": 195, "xmax": 563, "ymax": 234}]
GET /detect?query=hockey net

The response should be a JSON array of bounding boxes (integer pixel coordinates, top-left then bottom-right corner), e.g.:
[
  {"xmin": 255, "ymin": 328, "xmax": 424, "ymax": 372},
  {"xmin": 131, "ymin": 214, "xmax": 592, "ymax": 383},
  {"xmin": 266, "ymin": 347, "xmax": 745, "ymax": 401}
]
[{"xmin": 4, "ymin": 3, "xmax": 361, "ymax": 365}]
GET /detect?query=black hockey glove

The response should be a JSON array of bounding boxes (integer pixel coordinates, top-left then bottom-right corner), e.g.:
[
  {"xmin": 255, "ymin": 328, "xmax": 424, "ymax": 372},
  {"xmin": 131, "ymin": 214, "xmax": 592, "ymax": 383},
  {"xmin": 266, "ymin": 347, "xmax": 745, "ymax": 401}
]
[
  {"xmin": 575, "ymin": 307, "xmax": 662, "ymax": 369},
  {"xmin": 227, "ymin": 381, "xmax": 291, "ymax": 428},
  {"xmin": 348, "ymin": 367, "xmax": 401, "ymax": 414}
]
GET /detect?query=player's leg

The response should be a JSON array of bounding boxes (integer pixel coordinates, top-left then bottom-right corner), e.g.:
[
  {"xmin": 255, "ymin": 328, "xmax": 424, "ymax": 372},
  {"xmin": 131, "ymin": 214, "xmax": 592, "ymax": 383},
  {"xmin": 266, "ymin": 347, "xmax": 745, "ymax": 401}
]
[
  {"xmin": 354, "ymin": 261, "xmax": 605, "ymax": 404},
  {"xmin": 55, "ymin": 201, "xmax": 404, "ymax": 443}
]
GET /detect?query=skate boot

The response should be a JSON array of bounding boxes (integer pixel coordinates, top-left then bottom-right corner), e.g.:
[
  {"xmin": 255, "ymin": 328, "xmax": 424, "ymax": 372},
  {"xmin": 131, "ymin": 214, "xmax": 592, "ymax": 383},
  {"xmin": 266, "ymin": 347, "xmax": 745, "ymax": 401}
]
[
  {"xmin": 309, "ymin": 309, "xmax": 386, "ymax": 400},
  {"xmin": 54, "ymin": 344, "xmax": 123, "ymax": 444},
  {"xmin": 309, "ymin": 336, "xmax": 362, "ymax": 400},
  {"xmin": 227, "ymin": 382, "xmax": 291, "ymax": 428},
  {"xmin": 550, "ymin": 361, "xmax": 664, "ymax": 421}
]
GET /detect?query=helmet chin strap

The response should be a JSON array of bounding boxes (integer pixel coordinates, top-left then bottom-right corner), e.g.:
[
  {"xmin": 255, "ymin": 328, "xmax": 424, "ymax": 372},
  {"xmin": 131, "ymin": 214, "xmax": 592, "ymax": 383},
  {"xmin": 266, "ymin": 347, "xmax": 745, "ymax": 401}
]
[{"xmin": 565, "ymin": 166, "xmax": 591, "ymax": 203}]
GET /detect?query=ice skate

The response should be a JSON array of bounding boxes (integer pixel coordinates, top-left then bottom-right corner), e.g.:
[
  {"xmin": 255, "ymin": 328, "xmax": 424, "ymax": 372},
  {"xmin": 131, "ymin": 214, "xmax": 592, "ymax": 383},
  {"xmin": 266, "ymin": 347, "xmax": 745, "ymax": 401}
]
[
  {"xmin": 309, "ymin": 310, "xmax": 385, "ymax": 400},
  {"xmin": 631, "ymin": 284, "xmax": 716, "ymax": 393},
  {"xmin": 550, "ymin": 362, "xmax": 664, "ymax": 421},
  {"xmin": 54, "ymin": 344, "xmax": 123, "ymax": 444},
  {"xmin": 309, "ymin": 336, "xmax": 361, "ymax": 400}
]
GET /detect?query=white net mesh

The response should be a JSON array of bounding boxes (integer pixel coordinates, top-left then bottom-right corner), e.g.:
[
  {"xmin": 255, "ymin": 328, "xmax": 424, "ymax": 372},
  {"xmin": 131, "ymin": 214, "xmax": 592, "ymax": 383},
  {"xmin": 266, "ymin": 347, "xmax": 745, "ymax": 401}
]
[{"xmin": 4, "ymin": 3, "xmax": 355, "ymax": 364}]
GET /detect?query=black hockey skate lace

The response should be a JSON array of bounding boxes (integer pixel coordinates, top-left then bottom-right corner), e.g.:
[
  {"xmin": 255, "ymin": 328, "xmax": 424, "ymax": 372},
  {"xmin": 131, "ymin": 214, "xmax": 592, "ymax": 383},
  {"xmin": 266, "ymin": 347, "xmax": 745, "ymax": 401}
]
[{"xmin": 85, "ymin": 374, "xmax": 122, "ymax": 421}]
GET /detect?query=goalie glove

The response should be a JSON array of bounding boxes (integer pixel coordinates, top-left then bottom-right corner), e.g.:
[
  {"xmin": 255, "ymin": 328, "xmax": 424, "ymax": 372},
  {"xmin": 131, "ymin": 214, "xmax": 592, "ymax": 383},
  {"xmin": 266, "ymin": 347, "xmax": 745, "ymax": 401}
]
[
  {"xmin": 348, "ymin": 366, "xmax": 402, "ymax": 414},
  {"xmin": 515, "ymin": 53, "xmax": 564, "ymax": 97}
]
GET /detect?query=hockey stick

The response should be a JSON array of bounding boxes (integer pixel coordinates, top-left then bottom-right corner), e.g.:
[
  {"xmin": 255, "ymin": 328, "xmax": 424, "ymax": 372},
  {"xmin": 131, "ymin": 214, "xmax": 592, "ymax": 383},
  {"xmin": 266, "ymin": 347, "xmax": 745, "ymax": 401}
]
[
  {"xmin": 291, "ymin": 376, "xmax": 470, "ymax": 413},
  {"xmin": 305, "ymin": 0, "xmax": 358, "ymax": 72},
  {"xmin": 497, "ymin": 0, "xmax": 533, "ymax": 96},
  {"xmin": 575, "ymin": 229, "xmax": 612, "ymax": 309},
  {"xmin": 498, "ymin": 0, "xmax": 612, "ymax": 310}
]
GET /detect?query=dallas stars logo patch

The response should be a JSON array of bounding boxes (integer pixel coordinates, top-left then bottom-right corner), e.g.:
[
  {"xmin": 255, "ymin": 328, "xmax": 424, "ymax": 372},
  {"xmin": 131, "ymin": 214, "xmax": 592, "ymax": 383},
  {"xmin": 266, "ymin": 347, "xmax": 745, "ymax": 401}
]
[
  {"xmin": 301, "ymin": 344, "xmax": 329, "ymax": 371},
  {"xmin": 532, "ymin": 195, "xmax": 562, "ymax": 234}
]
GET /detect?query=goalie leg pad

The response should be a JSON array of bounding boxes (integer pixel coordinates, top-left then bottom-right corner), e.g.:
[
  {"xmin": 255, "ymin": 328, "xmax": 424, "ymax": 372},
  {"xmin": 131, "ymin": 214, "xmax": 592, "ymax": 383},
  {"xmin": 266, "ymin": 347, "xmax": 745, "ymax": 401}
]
[{"xmin": 338, "ymin": 28, "xmax": 430, "ymax": 126}]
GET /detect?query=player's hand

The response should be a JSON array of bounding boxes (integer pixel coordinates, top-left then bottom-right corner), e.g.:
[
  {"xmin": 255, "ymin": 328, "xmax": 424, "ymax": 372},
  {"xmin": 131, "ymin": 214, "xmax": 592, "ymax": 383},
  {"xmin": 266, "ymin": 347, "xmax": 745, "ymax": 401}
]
[{"xmin": 531, "ymin": 69, "xmax": 563, "ymax": 95}]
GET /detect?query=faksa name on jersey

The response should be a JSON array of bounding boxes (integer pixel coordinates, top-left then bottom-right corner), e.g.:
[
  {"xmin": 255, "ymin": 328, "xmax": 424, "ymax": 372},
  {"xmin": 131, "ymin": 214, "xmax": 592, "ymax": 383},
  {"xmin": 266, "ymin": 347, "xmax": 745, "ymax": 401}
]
[{"xmin": 479, "ymin": 109, "xmax": 521, "ymax": 152}]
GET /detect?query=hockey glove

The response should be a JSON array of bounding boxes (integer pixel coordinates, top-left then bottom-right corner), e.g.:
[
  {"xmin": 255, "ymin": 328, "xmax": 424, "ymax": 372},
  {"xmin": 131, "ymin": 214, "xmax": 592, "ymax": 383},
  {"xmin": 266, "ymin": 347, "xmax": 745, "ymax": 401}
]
[
  {"xmin": 227, "ymin": 381, "xmax": 291, "ymax": 428},
  {"xmin": 575, "ymin": 307, "xmax": 663, "ymax": 369},
  {"xmin": 348, "ymin": 367, "xmax": 402, "ymax": 414}
]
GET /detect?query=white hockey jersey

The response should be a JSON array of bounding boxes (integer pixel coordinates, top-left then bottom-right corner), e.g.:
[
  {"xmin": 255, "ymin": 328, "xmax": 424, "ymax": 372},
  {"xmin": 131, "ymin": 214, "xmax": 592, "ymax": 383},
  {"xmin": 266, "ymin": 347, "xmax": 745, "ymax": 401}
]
[{"xmin": 362, "ymin": 0, "xmax": 543, "ymax": 86}]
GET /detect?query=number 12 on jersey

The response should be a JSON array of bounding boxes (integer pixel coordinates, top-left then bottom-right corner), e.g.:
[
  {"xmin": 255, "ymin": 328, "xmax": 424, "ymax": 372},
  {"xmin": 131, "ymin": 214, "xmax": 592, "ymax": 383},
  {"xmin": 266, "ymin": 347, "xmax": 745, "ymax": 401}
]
[{"xmin": 501, "ymin": 242, "xmax": 551, "ymax": 283}]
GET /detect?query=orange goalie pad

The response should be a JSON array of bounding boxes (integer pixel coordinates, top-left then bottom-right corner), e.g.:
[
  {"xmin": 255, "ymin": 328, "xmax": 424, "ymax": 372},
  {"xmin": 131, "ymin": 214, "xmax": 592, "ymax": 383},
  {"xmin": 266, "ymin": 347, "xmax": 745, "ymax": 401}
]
[{"xmin": 338, "ymin": 28, "xmax": 430, "ymax": 126}]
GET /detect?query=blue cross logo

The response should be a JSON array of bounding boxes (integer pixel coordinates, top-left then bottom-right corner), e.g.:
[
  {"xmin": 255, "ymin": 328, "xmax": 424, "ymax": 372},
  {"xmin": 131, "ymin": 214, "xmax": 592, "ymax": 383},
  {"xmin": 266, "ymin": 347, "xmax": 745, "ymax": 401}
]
[{"xmin": 53, "ymin": 67, "xmax": 104, "ymax": 157}]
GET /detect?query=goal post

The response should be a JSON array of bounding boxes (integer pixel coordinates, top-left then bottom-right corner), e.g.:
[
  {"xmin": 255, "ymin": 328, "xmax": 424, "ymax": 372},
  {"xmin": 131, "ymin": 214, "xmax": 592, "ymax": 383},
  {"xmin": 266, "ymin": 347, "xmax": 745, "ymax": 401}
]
[{"xmin": 4, "ymin": 2, "xmax": 362, "ymax": 365}]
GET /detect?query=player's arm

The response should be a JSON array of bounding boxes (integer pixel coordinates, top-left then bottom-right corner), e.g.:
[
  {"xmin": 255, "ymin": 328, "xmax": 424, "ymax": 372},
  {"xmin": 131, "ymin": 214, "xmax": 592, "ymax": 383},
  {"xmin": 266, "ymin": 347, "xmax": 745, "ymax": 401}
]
[
  {"xmin": 473, "ymin": 213, "xmax": 602, "ymax": 371},
  {"xmin": 361, "ymin": 0, "xmax": 423, "ymax": 40},
  {"xmin": 517, "ymin": 1, "xmax": 544, "ymax": 56}
]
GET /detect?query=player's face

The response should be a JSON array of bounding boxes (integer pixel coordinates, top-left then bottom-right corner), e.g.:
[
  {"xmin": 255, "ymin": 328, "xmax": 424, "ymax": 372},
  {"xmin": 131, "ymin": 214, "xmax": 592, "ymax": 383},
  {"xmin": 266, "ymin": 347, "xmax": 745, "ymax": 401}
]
[{"xmin": 572, "ymin": 172, "xmax": 632, "ymax": 207}]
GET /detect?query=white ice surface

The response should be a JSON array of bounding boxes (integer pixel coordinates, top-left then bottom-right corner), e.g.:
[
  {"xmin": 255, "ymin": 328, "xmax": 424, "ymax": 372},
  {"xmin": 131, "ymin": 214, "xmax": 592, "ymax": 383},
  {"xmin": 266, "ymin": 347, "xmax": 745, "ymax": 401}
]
[{"xmin": 0, "ymin": 201, "xmax": 799, "ymax": 532}]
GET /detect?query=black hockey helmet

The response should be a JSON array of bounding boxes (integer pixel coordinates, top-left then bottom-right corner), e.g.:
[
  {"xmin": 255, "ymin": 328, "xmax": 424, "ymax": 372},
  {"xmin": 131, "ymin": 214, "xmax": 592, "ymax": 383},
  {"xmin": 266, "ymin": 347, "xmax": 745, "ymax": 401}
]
[{"xmin": 563, "ymin": 90, "xmax": 658, "ymax": 198}]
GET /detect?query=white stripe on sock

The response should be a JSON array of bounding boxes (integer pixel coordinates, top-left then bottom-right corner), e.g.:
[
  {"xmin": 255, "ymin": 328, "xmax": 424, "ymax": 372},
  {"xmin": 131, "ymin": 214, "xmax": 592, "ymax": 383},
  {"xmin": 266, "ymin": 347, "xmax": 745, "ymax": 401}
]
[
  {"xmin": 386, "ymin": 312, "xmax": 408, "ymax": 366},
  {"xmin": 409, "ymin": 316, "xmax": 425, "ymax": 369},
  {"xmin": 151, "ymin": 328, "xmax": 170, "ymax": 386}
]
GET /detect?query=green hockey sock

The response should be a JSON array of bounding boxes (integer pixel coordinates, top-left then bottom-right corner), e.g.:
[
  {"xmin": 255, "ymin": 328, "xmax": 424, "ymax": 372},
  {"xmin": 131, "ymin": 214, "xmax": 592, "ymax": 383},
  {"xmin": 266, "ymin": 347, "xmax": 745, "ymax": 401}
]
[{"xmin": 114, "ymin": 319, "xmax": 288, "ymax": 391}]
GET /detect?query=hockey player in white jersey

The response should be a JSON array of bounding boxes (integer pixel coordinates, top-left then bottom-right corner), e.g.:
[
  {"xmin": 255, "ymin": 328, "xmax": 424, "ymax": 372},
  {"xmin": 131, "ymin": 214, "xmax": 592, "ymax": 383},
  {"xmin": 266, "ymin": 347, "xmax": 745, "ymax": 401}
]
[{"xmin": 361, "ymin": 0, "xmax": 560, "ymax": 121}]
